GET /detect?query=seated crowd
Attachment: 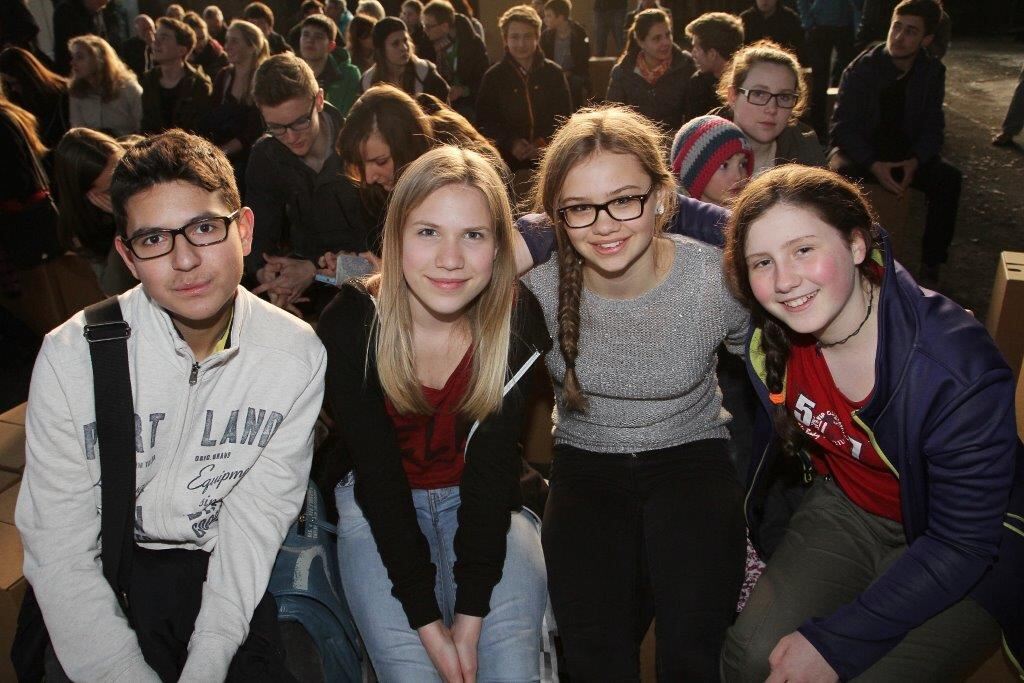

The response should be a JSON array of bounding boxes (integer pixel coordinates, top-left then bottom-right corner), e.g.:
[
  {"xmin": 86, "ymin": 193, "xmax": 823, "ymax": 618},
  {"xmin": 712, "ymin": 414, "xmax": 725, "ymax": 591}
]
[{"xmin": 2, "ymin": 0, "xmax": 1023, "ymax": 681}]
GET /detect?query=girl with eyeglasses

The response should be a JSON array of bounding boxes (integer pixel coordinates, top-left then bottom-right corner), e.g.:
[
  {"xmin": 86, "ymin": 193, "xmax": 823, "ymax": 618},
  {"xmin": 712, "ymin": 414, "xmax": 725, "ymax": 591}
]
[
  {"xmin": 518, "ymin": 105, "xmax": 748, "ymax": 679},
  {"xmin": 712, "ymin": 40, "xmax": 825, "ymax": 175}
]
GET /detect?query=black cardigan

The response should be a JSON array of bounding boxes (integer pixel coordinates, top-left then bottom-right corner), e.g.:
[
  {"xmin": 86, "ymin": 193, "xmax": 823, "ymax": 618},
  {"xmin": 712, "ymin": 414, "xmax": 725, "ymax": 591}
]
[{"xmin": 317, "ymin": 280, "xmax": 552, "ymax": 628}]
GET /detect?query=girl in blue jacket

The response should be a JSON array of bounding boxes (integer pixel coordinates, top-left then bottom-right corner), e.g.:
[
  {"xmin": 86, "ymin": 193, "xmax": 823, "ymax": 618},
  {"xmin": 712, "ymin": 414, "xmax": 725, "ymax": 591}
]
[{"xmin": 719, "ymin": 164, "xmax": 1024, "ymax": 681}]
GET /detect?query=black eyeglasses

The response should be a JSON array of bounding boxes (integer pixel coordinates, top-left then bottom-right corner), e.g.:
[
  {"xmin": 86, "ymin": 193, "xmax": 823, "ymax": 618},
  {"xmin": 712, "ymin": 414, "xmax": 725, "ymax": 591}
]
[
  {"xmin": 737, "ymin": 87, "xmax": 798, "ymax": 109},
  {"xmin": 122, "ymin": 210, "xmax": 240, "ymax": 260},
  {"xmin": 557, "ymin": 185, "xmax": 655, "ymax": 229},
  {"xmin": 264, "ymin": 99, "xmax": 316, "ymax": 137}
]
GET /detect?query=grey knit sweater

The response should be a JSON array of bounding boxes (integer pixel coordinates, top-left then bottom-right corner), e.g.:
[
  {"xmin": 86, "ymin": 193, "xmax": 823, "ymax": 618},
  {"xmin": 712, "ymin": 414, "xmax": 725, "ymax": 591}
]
[{"xmin": 523, "ymin": 234, "xmax": 750, "ymax": 453}]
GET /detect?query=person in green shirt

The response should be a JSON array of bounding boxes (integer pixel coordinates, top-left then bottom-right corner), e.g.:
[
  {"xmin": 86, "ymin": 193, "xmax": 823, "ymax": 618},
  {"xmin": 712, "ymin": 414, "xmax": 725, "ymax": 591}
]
[{"xmin": 299, "ymin": 14, "xmax": 360, "ymax": 116}]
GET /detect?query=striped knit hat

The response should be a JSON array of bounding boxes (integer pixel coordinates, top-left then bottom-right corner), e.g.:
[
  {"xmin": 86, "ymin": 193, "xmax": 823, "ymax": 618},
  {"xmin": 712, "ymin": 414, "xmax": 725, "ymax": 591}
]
[{"xmin": 670, "ymin": 115, "xmax": 753, "ymax": 201}]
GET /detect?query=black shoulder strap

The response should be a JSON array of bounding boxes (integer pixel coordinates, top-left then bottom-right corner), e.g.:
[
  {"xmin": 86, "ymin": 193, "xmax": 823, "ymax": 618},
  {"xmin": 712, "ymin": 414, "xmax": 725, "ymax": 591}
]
[{"xmin": 83, "ymin": 296, "xmax": 135, "ymax": 616}]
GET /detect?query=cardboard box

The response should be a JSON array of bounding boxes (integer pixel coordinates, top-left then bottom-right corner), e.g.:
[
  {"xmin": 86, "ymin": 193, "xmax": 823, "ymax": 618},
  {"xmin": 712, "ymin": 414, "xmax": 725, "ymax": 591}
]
[
  {"xmin": 0, "ymin": 521, "xmax": 26, "ymax": 683},
  {"xmin": 987, "ymin": 252, "xmax": 1024, "ymax": 381},
  {"xmin": 0, "ymin": 421, "xmax": 25, "ymax": 474},
  {"xmin": 0, "ymin": 481, "xmax": 18, "ymax": 525}
]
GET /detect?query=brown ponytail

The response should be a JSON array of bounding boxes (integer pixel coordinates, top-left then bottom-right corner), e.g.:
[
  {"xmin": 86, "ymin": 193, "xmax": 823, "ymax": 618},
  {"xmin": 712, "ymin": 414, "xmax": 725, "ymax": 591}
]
[{"xmin": 618, "ymin": 9, "xmax": 672, "ymax": 67}]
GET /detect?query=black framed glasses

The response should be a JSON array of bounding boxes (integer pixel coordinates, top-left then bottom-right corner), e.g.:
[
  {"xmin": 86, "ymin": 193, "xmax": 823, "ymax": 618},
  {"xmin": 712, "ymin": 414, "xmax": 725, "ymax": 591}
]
[
  {"xmin": 736, "ymin": 87, "xmax": 798, "ymax": 109},
  {"xmin": 122, "ymin": 210, "xmax": 240, "ymax": 260},
  {"xmin": 557, "ymin": 185, "xmax": 655, "ymax": 229},
  {"xmin": 264, "ymin": 98, "xmax": 316, "ymax": 137}
]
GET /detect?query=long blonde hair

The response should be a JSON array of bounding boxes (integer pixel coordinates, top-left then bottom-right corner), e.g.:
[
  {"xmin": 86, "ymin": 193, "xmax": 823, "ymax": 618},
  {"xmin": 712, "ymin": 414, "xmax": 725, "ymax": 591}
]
[
  {"xmin": 373, "ymin": 145, "xmax": 518, "ymax": 422},
  {"xmin": 68, "ymin": 35, "xmax": 138, "ymax": 101},
  {"xmin": 532, "ymin": 105, "xmax": 677, "ymax": 411},
  {"xmin": 225, "ymin": 20, "xmax": 270, "ymax": 105}
]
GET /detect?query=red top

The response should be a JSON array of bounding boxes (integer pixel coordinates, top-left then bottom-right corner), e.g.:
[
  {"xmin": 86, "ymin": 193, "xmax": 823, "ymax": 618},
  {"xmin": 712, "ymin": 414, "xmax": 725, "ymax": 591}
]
[
  {"xmin": 386, "ymin": 348, "xmax": 473, "ymax": 490},
  {"xmin": 787, "ymin": 337, "xmax": 902, "ymax": 522}
]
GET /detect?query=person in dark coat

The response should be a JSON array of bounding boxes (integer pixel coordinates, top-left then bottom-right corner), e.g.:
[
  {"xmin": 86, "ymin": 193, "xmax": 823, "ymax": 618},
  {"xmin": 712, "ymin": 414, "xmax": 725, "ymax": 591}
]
[
  {"xmin": 740, "ymin": 0, "xmax": 803, "ymax": 60},
  {"xmin": 606, "ymin": 9, "xmax": 695, "ymax": 134},
  {"xmin": 139, "ymin": 17, "xmax": 213, "ymax": 133},
  {"xmin": 477, "ymin": 5, "xmax": 572, "ymax": 173},
  {"xmin": 540, "ymin": 0, "xmax": 591, "ymax": 107},
  {"xmin": 244, "ymin": 1, "xmax": 292, "ymax": 55},
  {"xmin": 828, "ymin": 0, "xmax": 958, "ymax": 286},
  {"xmin": 247, "ymin": 53, "xmax": 375, "ymax": 314},
  {"xmin": 53, "ymin": 0, "xmax": 110, "ymax": 74},
  {"xmin": 418, "ymin": 0, "xmax": 488, "ymax": 117},
  {"xmin": 183, "ymin": 11, "xmax": 230, "ymax": 79},
  {"xmin": 122, "ymin": 14, "xmax": 155, "ymax": 79},
  {"xmin": 683, "ymin": 11, "xmax": 744, "ymax": 122}
]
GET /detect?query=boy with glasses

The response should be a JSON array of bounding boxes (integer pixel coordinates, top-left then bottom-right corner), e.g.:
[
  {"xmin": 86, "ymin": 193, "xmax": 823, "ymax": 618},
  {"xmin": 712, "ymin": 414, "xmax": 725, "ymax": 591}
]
[
  {"xmin": 247, "ymin": 53, "xmax": 374, "ymax": 314},
  {"xmin": 16, "ymin": 130, "xmax": 325, "ymax": 681},
  {"xmin": 418, "ymin": 0, "xmax": 489, "ymax": 117}
]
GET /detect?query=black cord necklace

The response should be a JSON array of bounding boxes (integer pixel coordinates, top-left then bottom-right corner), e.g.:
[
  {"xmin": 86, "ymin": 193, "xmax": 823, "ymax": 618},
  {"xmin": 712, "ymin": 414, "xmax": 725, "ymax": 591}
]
[{"xmin": 817, "ymin": 280, "xmax": 875, "ymax": 350}]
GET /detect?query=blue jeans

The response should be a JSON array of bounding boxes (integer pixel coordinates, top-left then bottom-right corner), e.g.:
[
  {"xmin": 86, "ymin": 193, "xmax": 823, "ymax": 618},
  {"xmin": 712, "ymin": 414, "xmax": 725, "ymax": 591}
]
[{"xmin": 336, "ymin": 476, "xmax": 547, "ymax": 681}]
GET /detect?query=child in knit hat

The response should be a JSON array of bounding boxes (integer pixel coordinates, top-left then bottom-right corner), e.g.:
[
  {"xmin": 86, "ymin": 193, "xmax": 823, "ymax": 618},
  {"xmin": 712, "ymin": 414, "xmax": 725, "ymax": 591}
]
[{"xmin": 671, "ymin": 114, "xmax": 753, "ymax": 206}]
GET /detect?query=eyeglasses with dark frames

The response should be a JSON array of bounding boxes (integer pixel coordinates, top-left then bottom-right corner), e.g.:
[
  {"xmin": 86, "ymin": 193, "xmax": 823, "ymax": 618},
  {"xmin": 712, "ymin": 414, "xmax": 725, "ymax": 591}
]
[
  {"xmin": 263, "ymin": 98, "xmax": 317, "ymax": 137},
  {"xmin": 557, "ymin": 185, "xmax": 655, "ymax": 229},
  {"xmin": 736, "ymin": 87, "xmax": 798, "ymax": 109},
  {"xmin": 122, "ymin": 210, "xmax": 241, "ymax": 260}
]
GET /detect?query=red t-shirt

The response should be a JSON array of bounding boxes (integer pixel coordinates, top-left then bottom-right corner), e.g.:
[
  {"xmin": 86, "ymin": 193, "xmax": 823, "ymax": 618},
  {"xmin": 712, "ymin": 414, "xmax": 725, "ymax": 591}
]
[
  {"xmin": 787, "ymin": 337, "xmax": 902, "ymax": 522},
  {"xmin": 385, "ymin": 348, "xmax": 473, "ymax": 490}
]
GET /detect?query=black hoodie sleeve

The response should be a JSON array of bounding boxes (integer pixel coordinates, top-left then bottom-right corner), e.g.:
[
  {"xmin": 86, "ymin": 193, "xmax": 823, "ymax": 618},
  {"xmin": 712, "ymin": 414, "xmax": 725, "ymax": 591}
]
[
  {"xmin": 452, "ymin": 286, "xmax": 551, "ymax": 617},
  {"xmin": 317, "ymin": 285, "xmax": 441, "ymax": 629}
]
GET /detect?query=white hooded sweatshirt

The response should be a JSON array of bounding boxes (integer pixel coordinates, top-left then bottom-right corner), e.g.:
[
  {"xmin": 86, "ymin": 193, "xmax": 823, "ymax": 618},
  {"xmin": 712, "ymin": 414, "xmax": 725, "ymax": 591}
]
[{"xmin": 16, "ymin": 285, "xmax": 326, "ymax": 682}]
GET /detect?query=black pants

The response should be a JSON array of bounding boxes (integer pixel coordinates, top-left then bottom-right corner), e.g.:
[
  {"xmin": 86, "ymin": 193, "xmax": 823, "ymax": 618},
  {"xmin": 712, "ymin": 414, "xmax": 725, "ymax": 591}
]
[
  {"xmin": 832, "ymin": 153, "xmax": 963, "ymax": 266},
  {"xmin": 807, "ymin": 24, "xmax": 855, "ymax": 138},
  {"xmin": 43, "ymin": 548, "xmax": 294, "ymax": 682},
  {"xmin": 542, "ymin": 439, "xmax": 745, "ymax": 682}
]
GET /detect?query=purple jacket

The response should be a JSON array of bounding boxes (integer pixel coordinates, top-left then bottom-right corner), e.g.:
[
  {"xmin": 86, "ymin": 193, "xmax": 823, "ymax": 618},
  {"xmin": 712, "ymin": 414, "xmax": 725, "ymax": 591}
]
[{"xmin": 744, "ymin": 231, "xmax": 1024, "ymax": 679}]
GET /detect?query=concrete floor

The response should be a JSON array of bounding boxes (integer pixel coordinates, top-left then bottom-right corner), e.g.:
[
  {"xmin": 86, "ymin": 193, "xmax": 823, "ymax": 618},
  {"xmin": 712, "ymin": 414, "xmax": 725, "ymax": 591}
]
[{"xmin": 928, "ymin": 37, "xmax": 1024, "ymax": 320}]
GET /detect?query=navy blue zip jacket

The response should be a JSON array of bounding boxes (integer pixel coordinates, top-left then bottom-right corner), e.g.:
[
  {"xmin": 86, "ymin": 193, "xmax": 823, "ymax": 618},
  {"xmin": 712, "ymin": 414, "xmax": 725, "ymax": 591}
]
[
  {"xmin": 829, "ymin": 44, "xmax": 945, "ymax": 167},
  {"xmin": 744, "ymin": 231, "xmax": 1024, "ymax": 679}
]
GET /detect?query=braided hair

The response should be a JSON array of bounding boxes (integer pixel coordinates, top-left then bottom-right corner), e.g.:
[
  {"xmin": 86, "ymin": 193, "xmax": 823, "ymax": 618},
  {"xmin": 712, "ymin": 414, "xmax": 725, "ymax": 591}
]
[{"xmin": 531, "ymin": 105, "xmax": 677, "ymax": 412}]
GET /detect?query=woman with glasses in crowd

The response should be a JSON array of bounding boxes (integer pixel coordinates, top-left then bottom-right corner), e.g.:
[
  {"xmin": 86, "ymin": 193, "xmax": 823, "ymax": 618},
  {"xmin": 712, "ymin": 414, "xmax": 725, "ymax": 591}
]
[
  {"xmin": 713, "ymin": 40, "xmax": 825, "ymax": 174},
  {"xmin": 67, "ymin": 35, "xmax": 142, "ymax": 136},
  {"xmin": 516, "ymin": 105, "xmax": 748, "ymax": 679},
  {"xmin": 317, "ymin": 145, "xmax": 550, "ymax": 681}
]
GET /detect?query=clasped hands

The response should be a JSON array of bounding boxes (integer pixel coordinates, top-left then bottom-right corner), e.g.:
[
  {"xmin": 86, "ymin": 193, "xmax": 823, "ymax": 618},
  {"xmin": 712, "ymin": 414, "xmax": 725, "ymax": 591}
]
[{"xmin": 418, "ymin": 614, "xmax": 483, "ymax": 683}]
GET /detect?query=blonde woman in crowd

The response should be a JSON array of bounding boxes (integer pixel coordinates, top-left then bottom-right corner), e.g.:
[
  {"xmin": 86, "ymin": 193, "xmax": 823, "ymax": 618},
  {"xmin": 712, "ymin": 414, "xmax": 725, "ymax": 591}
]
[{"xmin": 68, "ymin": 35, "xmax": 143, "ymax": 136}]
